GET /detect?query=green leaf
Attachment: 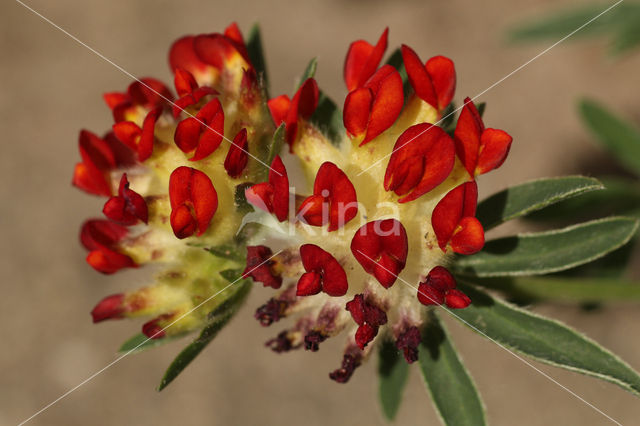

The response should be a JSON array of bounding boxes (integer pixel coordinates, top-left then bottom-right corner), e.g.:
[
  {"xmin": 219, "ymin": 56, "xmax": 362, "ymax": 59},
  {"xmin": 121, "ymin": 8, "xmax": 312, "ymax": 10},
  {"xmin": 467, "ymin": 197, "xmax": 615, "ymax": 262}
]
[
  {"xmin": 508, "ymin": 4, "xmax": 614, "ymax": 42},
  {"xmin": 453, "ymin": 217, "xmax": 639, "ymax": 277},
  {"xmin": 476, "ymin": 102, "xmax": 486, "ymax": 118},
  {"xmin": 419, "ymin": 312, "xmax": 486, "ymax": 426},
  {"xmin": 526, "ymin": 177, "xmax": 640, "ymax": 222},
  {"xmin": 218, "ymin": 268, "xmax": 244, "ymax": 282},
  {"xmin": 476, "ymin": 176, "xmax": 604, "ymax": 230},
  {"xmin": 264, "ymin": 123, "xmax": 285, "ymax": 170},
  {"xmin": 554, "ymin": 242, "xmax": 636, "ymax": 279},
  {"xmin": 378, "ymin": 340, "xmax": 409, "ymax": 421},
  {"xmin": 205, "ymin": 244, "xmax": 244, "ymax": 262},
  {"xmin": 297, "ymin": 57, "xmax": 317, "ymax": 88},
  {"xmin": 440, "ymin": 102, "xmax": 457, "ymax": 136},
  {"xmin": 472, "ymin": 275, "xmax": 640, "ymax": 303},
  {"xmin": 310, "ymin": 91, "xmax": 345, "ymax": 147},
  {"xmin": 234, "ymin": 182, "xmax": 254, "ymax": 215},
  {"xmin": 119, "ymin": 332, "xmax": 187, "ymax": 354},
  {"xmin": 247, "ymin": 24, "xmax": 269, "ymax": 91},
  {"xmin": 611, "ymin": 16, "xmax": 640, "ymax": 54},
  {"xmin": 579, "ymin": 98, "xmax": 640, "ymax": 175},
  {"xmin": 453, "ymin": 283, "xmax": 640, "ymax": 396},
  {"xmin": 158, "ymin": 281, "xmax": 251, "ymax": 390}
]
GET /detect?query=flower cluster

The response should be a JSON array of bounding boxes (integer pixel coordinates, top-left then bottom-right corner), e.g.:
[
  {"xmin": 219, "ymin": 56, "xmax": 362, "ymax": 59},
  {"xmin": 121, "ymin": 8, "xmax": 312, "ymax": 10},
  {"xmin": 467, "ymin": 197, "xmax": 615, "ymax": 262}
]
[{"xmin": 73, "ymin": 24, "xmax": 512, "ymax": 383}]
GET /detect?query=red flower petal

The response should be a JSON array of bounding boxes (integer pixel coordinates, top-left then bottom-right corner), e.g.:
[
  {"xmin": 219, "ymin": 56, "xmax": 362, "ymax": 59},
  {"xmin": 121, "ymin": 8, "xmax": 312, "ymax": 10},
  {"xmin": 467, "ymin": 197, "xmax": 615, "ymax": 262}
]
[
  {"xmin": 426, "ymin": 55, "xmax": 456, "ymax": 112},
  {"xmin": 174, "ymin": 98, "xmax": 225, "ymax": 161},
  {"xmin": 142, "ymin": 313, "xmax": 175, "ymax": 339},
  {"xmin": 350, "ymin": 219, "xmax": 408, "ymax": 288},
  {"xmin": 72, "ymin": 162, "xmax": 111, "ymax": 196},
  {"xmin": 103, "ymin": 174, "xmax": 148, "ymax": 225},
  {"xmin": 296, "ymin": 271, "xmax": 322, "ymax": 296},
  {"xmin": 169, "ymin": 35, "xmax": 210, "ymax": 76},
  {"xmin": 432, "ymin": 181, "xmax": 484, "ymax": 254},
  {"xmin": 243, "ymin": 245, "xmax": 282, "ymax": 289},
  {"xmin": 343, "ymin": 87, "xmax": 373, "ymax": 138},
  {"xmin": 450, "ymin": 216, "xmax": 485, "ymax": 255},
  {"xmin": 384, "ymin": 123, "xmax": 455, "ymax": 203},
  {"xmin": 344, "ymin": 65, "xmax": 403, "ymax": 145},
  {"xmin": 174, "ymin": 68, "xmax": 199, "ymax": 97},
  {"xmin": 86, "ymin": 249, "xmax": 135, "ymax": 274},
  {"xmin": 78, "ymin": 129, "xmax": 116, "ymax": 171},
  {"xmin": 476, "ymin": 128, "xmax": 513, "ymax": 175},
  {"xmin": 245, "ymin": 156, "xmax": 289, "ymax": 222},
  {"xmin": 80, "ymin": 219, "xmax": 128, "ymax": 251},
  {"xmin": 172, "ymin": 68, "xmax": 218, "ymax": 117},
  {"xmin": 80, "ymin": 219, "xmax": 135, "ymax": 274},
  {"xmin": 169, "ymin": 166, "xmax": 218, "ymax": 239},
  {"xmin": 268, "ymin": 79, "xmax": 319, "ymax": 147},
  {"xmin": 345, "ymin": 294, "xmax": 366, "ymax": 325},
  {"xmin": 424, "ymin": 265, "xmax": 456, "ymax": 292},
  {"xmin": 91, "ymin": 293, "xmax": 125, "ymax": 322},
  {"xmin": 454, "ymin": 98, "xmax": 513, "ymax": 177},
  {"xmin": 224, "ymin": 128, "xmax": 249, "ymax": 178},
  {"xmin": 417, "ymin": 266, "xmax": 470, "ymax": 308},
  {"xmin": 401, "ymin": 45, "xmax": 455, "ymax": 112},
  {"xmin": 298, "ymin": 244, "xmax": 348, "ymax": 297},
  {"xmin": 445, "ymin": 289, "xmax": 471, "ymax": 309},
  {"xmin": 297, "ymin": 162, "xmax": 358, "ymax": 231},
  {"xmin": 354, "ymin": 324, "xmax": 377, "ymax": 349},
  {"xmin": 103, "ymin": 92, "xmax": 128, "ymax": 110},
  {"xmin": 138, "ymin": 107, "xmax": 160, "ymax": 161},
  {"xmin": 127, "ymin": 78, "xmax": 173, "ymax": 109},
  {"xmin": 344, "ymin": 28, "xmax": 388, "ymax": 91},
  {"xmin": 112, "ymin": 121, "xmax": 141, "ymax": 152},
  {"xmin": 401, "ymin": 44, "xmax": 437, "ymax": 109},
  {"xmin": 346, "ymin": 294, "xmax": 387, "ymax": 327},
  {"xmin": 112, "ymin": 107, "xmax": 160, "ymax": 162},
  {"xmin": 416, "ymin": 281, "xmax": 445, "ymax": 305},
  {"xmin": 267, "ymin": 95, "xmax": 291, "ymax": 127},
  {"xmin": 193, "ymin": 33, "xmax": 250, "ymax": 70}
]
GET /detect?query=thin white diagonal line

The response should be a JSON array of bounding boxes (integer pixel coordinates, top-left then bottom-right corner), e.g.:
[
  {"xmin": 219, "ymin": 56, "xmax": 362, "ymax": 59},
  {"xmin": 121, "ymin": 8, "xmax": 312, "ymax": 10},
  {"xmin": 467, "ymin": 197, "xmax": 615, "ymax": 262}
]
[
  {"xmin": 17, "ymin": 250, "xmax": 281, "ymax": 426},
  {"xmin": 13, "ymin": 0, "xmax": 281, "ymax": 176},
  {"xmin": 357, "ymin": 0, "xmax": 624, "ymax": 177},
  {"xmin": 355, "ymin": 249, "xmax": 623, "ymax": 425}
]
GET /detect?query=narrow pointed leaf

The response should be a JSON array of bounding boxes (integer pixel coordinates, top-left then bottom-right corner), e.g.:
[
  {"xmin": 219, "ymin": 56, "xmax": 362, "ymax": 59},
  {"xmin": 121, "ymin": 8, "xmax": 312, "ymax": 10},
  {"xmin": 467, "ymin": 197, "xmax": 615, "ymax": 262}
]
[
  {"xmin": 419, "ymin": 312, "xmax": 486, "ymax": 426},
  {"xmin": 454, "ymin": 283, "xmax": 640, "ymax": 396},
  {"xmin": 611, "ymin": 18, "xmax": 640, "ymax": 54},
  {"xmin": 454, "ymin": 217, "xmax": 639, "ymax": 277},
  {"xmin": 310, "ymin": 91, "xmax": 344, "ymax": 146},
  {"xmin": 119, "ymin": 332, "xmax": 187, "ymax": 354},
  {"xmin": 526, "ymin": 177, "xmax": 640, "ymax": 222},
  {"xmin": 297, "ymin": 57, "xmax": 317, "ymax": 88},
  {"xmin": 472, "ymin": 275, "xmax": 640, "ymax": 303},
  {"xmin": 247, "ymin": 24, "xmax": 269, "ymax": 89},
  {"xmin": 268, "ymin": 124, "xmax": 285, "ymax": 166},
  {"xmin": 219, "ymin": 268, "xmax": 244, "ymax": 282},
  {"xmin": 234, "ymin": 182, "xmax": 255, "ymax": 215},
  {"xmin": 158, "ymin": 281, "xmax": 251, "ymax": 390},
  {"xmin": 579, "ymin": 99, "xmax": 640, "ymax": 175},
  {"xmin": 378, "ymin": 340, "xmax": 409, "ymax": 420},
  {"xmin": 508, "ymin": 5, "xmax": 615, "ymax": 42},
  {"xmin": 476, "ymin": 176, "xmax": 604, "ymax": 230},
  {"xmin": 205, "ymin": 244, "xmax": 244, "ymax": 262}
]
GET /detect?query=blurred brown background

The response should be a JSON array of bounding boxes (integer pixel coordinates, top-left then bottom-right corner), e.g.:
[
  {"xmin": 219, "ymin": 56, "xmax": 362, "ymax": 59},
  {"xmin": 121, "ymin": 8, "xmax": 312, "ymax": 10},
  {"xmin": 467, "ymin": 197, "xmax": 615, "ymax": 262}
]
[{"xmin": 2, "ymin": 0, "xmax": 640, "ymax": 425}]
